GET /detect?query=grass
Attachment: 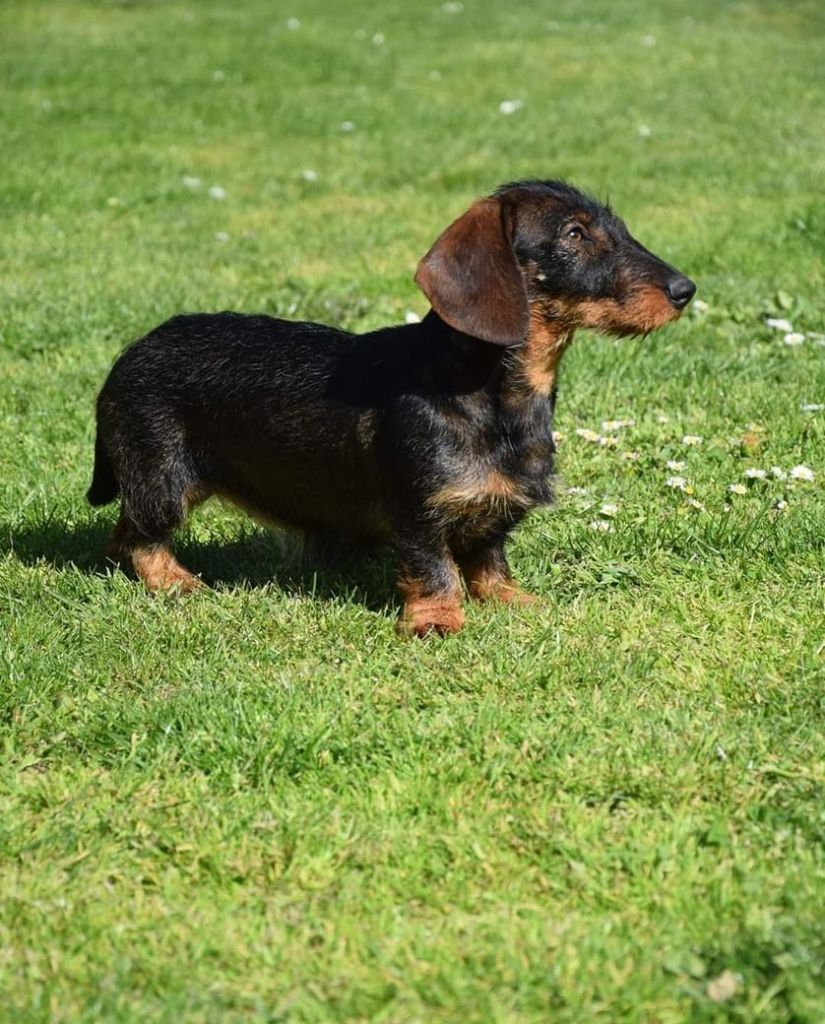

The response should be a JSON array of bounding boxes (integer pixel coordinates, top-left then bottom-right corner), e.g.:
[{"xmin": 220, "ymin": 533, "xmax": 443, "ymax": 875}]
[{"xmin": 1, "ymin": 0, "xmax": 824, "ymax": 1020}]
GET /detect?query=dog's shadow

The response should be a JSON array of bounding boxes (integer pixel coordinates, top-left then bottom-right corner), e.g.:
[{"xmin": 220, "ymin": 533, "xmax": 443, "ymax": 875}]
[{"xmin": 1, "ymin": 516, "xmax": 397, "ymax": 612}]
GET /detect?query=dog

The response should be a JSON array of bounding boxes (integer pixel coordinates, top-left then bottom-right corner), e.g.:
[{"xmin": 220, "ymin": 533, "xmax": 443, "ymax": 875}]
[{"xmin": 88, "ymin": 179, "xmax": 695, "ymax": 636}]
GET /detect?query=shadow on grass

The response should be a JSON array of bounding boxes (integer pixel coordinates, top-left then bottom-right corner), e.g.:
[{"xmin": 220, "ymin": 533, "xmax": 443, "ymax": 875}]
[{"xmin": 0, "ymin": 516, "xmax": 397, "ymax": 612}]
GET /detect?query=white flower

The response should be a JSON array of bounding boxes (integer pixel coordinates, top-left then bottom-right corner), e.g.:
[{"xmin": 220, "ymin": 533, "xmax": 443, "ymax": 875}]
[
  {"xmin": 770, "ymin": 466, "xmax": 787, "ymax": 479},
  {"xmin": 666, "ymin": 476, "xmax": 687, "ymax": 490},
  {"xmin": 783, "ymin": 332, "xmax": 805, "ymax": 346},
  {"xmin": 552, "ymin": 430, "xmax": 564, "ymax": 444},
  {"xmin": 599, "ymin": 503, "xmax": 619, "ymax": 517},
  {"xmin": 657, "ymin": 414, "xmax": 670, "ymax": 424},
  {"xmin": 567, "ymin": 487, "xmax": 588, "ymax": 496},
  {"xmin": 598, "ymin": 435, "xmax": 618, "ymax": 447},
  {"xmin": 442, "ymin": 1, "xmax": 464, "ymax": 12},
  {"xmin": 620, "ymin": 451, "xmax": 640, "ymax": 461},
  {"xmin": 682, "ymin": 435, "xmax": 703, "ymax": 446},
  {"xmin": 601, "ymin": 418, "xmax": 635, "ymax": 431},
  {"xmin": 637, "ymin": 124, "xmax": 652, "ymax": 138},
  {"xmin": 301, "ymin": 169, "xmax": 319, "ymax": 182},
  {"xmin": 286, "ymin": 17, "xmax": 300, "ymax": 30},
  {"xmin": 686, "ymin": 498, "xmax": 706, "ymax": 510},
  {"xmin": 743, "ymin": 468, "xmax": 766, "ymax": 479},
  {"xmin": 801, "ymin": 403, "xmax": 824, "ymax": 413},
  {"xmin": 666, "ymin": 459, "xmax": 685, "ymax": 471},
  {"xmin": 790, "ymin": 465, "xmax": 815, "ymax": 482},
  {"xmin": 499, "ymin": 99, "xmax": 524, "ymax": 115},
  {"xmin": 641, "ymin": 34, "xmax": 657, "ymax": 46},
  {"xmin": 589, "ymin": 520, "xmax": 614, "ymax": 533},
  {"xmin": 773, "ymin": 499, "xmax": 788, "ymax": 511},
  {"xmin": 372, "ymin": 32, "xmax": 385, "ymax": 46},
  {"xmin": 728, "ymin": 483, "xmax": 747, "ymax": 495},
  {"xmin": 208, "ymin": 185, "xmax": 226, "ymax": 200},
  {"xmin": 339, "ymin": 120, "xmax": 355, "ymax": 132},
  {"xmin": 214, "ymin": 231, "xmax": 230, "ymax": 243},
  {"xmin": 575, "ymin": 428, "xmax": 601, "ymax": 443},
  {"xmin": 692, "ymin": 299, "xmax": 709, "ymax": 314},
  {"xmin": 404, "ymin": 310, "xmax": 421, "ymax": 324},
  {"xmin": 182, "ymin": 176, "xmax": 202, "ymax": 189},
  {"xmin": 765, "ymin": 317, "xmax": 793, "ymax": 332},
  {"xmin": 212, "ymin": 69, "xmax": 225, "ymax": 82}
]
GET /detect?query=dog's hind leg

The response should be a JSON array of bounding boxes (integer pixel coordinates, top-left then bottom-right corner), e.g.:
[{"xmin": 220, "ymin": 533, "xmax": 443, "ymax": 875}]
[{"xmin": 105, "ymin": 451, "xmax": 205, "ymax": 593}]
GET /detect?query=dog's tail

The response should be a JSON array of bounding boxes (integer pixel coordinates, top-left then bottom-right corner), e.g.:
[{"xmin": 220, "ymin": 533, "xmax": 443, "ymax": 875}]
[{"xmin": 87, "ymin": 431, "xmax": 119, "ymax": 506}]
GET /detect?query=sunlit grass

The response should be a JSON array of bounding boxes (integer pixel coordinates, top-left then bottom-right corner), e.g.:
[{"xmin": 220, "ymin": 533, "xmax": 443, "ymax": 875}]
[{"xmin": 1, "ymin": 1, "xmax": 824, "ymax": 1022}]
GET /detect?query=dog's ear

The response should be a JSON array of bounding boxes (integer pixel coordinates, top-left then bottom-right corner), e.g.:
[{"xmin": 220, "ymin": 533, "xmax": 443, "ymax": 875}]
[{"xmin": 414, "ymin": 197, "xmax": 528, "ymax": 346}]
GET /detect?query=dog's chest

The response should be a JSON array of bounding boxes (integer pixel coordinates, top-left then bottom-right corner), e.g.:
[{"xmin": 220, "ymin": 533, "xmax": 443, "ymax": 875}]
[{"xmin": 426, "ymin": 398, "xmax": 555, "ymax": 524}]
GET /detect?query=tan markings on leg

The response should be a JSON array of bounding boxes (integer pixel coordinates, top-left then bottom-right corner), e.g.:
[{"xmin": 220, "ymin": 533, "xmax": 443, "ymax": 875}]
[
  {"xmin": 461, "ymin": 558, "xmax": 538, "ymax": 606},
  {"xmin": 397, "ymin": 575, "xmax": 465, "ymax": 638},
  {"xmin": 131, "ymin": 544, "xmax": 202, "ymax": 593}
]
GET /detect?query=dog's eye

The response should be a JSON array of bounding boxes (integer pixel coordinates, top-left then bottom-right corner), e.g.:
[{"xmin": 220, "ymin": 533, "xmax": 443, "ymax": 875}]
[{"xmin": 565, "ymin": 226, "xmax": 584, "ymax": 241}]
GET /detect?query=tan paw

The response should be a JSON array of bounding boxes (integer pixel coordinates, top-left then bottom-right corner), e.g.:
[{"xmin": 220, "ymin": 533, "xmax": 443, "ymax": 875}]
[{"xmin": 397, "ymin": 598, "xmax": 465, "ymax": 638}]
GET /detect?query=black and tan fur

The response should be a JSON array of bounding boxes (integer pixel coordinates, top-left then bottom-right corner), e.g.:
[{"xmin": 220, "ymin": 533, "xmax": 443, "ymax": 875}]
[{"xmin": 88, "ymin": 180, "xmax": 695, "ymax": 636}]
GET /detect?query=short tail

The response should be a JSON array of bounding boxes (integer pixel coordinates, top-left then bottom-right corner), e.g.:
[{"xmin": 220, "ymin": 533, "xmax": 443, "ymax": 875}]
[{"xmin": 87, "ymin": 432, "xmax": 119, "ymax": 506}]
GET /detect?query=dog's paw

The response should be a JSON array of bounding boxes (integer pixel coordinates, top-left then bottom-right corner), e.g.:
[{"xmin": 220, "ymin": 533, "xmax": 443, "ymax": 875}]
[{"xmin": 397, "ymin": 598, "xmax": 465, "ymax": 638}]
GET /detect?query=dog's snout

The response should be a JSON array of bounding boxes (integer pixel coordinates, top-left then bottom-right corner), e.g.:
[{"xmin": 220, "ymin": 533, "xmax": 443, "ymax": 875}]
[{"xmin": 666, "ymin": 275, "xmax": 696, "ymax": 310}]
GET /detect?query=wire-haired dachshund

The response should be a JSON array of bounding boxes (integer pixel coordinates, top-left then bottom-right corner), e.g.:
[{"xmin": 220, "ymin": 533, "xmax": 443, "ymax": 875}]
[{"xmin": 88, "ymin": 180, "xmax": 695, "ymax": 636}]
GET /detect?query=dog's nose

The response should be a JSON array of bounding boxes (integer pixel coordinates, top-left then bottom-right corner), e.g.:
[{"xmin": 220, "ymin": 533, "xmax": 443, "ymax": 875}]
[{"xmin": 666, "ymin": 275, "xmax": 697, "ymax": 309}]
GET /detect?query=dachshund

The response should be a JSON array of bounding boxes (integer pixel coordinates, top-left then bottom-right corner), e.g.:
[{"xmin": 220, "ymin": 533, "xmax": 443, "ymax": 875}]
[{"xmin": 88, "ymin": 180, "xmax": 695, "ymax": 636}]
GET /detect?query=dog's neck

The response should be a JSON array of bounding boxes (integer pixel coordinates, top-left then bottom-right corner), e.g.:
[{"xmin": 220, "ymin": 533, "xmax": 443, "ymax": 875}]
[
  {"xmin": 505, "ymin": 307, "xmax": 575, "ymax": 399},
  {"xmin": 415, "ymin": 309, "xmax": 574, "ymax": 406}
]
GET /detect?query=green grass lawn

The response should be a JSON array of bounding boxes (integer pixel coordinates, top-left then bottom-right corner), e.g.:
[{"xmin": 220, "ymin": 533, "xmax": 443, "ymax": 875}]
[{"xmin": 1, "ymin": 0, "xmax": 824, "ymax": 1020}]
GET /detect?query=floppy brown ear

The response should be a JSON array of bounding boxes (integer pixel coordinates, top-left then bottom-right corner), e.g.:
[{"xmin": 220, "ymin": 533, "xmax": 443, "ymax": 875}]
[{"xmin": 414, "ymin": 197, "xmax": 528, "ymax": 346}]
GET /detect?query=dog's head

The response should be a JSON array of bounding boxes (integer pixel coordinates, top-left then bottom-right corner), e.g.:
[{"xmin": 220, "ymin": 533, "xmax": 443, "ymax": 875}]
[{"xmin": 415, "ymin": 180, "xmax": 695, "ymax": 346}]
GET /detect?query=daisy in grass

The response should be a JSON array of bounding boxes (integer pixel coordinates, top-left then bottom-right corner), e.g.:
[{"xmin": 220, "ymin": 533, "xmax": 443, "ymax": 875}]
[
  {"xmin": 765, "ymin": 317, "xmax": 793, "ymax": 332},
  {"xmin": 575, "ymin": 428, "xmax": 601, "ymax": 443},
  {"xmin": 728, "ymin": 483, "xmax": 747, "ymax": 495},
  {"xmin": 666, "ymin": 476, "xmax": 688, "ymax": 490},
  {"xmin": 589, "ymin": 520, "xmax": 613, "ymax": 533},
  {"xmin": 666, "ymin": 460, "xmax": 685, "ymax": 471},
  {"xmin": 790, "ymin": 465, "xmax": 815, "ymax": 482},
  {"xmin": 599, "ymin": 503, "xmax": 619, "ymax": 517},
  {"xmin": 601, "ymin": 418, "xmax": 635, "ymax": 431},
  {"xmin": 743, "ymin": 468, "xmax": 767, "ymax": 480},
  {"xmin": 682, "ymin": 435, "xmax": 703, "ymax": 446}
]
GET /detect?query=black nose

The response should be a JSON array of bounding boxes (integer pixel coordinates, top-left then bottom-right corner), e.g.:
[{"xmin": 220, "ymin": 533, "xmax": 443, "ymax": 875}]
[{"xmin": 666, "ymin": 276, "xmax": 697, "ymax": 309}]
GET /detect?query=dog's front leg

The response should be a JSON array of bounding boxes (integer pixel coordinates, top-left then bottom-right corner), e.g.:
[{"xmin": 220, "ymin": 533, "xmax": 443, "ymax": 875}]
[
  {"xmin": 457, "ymin": 535, "xmax": 537, "ymax": 606},
  {"xmin": 395, "ymin": 528, "xmax": 465, "ymax": 637}
]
